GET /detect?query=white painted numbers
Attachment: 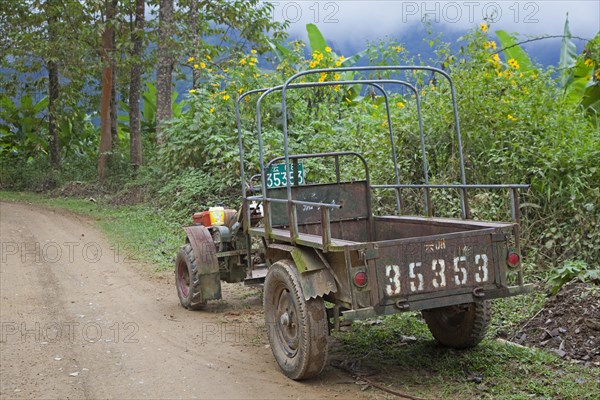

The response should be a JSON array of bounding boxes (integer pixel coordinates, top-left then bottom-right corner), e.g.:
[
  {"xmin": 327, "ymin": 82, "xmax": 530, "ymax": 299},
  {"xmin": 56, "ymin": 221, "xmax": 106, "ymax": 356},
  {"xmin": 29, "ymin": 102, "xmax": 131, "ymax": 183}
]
[
  {"xmin": 474, "ymin": 254, "xmax": 489, "ymax": 283},
  {"xmin": 385, "ymin": 265, "xmax": 401, "ymax": 296},
  {"xmin": 409, "ymin": 262, "xmax": 424, "ymax": 292},
  {"xmin": 384, "ymin": 252, "xmax": 490, "ymax": 296},
  {"xmin": 431, "ymin": 259, "xmax": 446, "ymax": 289}
]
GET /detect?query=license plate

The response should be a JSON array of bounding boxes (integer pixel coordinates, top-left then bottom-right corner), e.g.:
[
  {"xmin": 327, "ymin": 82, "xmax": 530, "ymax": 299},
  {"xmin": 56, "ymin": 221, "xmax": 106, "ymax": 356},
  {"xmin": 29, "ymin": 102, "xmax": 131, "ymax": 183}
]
[
  {"xmin": 379, "ymin": 238, "xmax": 495, "ymax": 297},
  {"xmin": 266, "ymin": 163, "xmax": 304, "ymax": 188}
]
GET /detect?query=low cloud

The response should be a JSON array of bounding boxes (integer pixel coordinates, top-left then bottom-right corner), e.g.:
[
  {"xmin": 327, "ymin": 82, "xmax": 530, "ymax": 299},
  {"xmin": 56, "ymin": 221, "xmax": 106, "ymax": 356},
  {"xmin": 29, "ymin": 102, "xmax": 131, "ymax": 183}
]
[{"xmin": 272, "ymin": 1, "xmax": 599, "ymax": 47}]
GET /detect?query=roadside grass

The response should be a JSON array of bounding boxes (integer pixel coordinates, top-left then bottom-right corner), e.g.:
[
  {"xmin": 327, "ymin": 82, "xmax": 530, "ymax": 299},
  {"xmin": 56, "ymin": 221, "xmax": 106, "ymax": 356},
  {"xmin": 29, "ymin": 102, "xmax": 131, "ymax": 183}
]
[
  {"xmin": 3, "ymin": 191, "xmax": 598, "ymax": 399},
  {"xmin": 0, "ymin": 191, "xmax": 183, "ymax": 270},
  {"xmin": 333, "ymin": 307, "xmax": 599, "ymax": 399}
]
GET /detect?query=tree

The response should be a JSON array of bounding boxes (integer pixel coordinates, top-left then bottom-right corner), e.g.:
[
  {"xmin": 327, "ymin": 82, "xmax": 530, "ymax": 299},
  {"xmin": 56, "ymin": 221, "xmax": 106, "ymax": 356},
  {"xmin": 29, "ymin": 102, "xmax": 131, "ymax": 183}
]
[
  {"xmin": 154, "ymin": 0, "xmax": 288, "ymax": 145},
  {"xmin": 156, "ymin": 0, "xmax": 175, "ymax": 146},
  {"xmin": 98, "ymin": 0, "xmax": 118, "ymax": 183},
  {"xmin": 45, "ymin": 0, "xmax": 60, "ymax": 168},
  {"xmin": 129, "ymin": 0, "xmax": 145, "ymax": 170}
]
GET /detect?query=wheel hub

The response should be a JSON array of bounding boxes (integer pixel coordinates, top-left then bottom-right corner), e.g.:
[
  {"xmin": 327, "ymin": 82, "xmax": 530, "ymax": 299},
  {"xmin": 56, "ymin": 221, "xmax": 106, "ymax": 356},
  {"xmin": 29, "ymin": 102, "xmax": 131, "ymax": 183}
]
[
  {"xmin": 280, "ymin": 312, "xmax": 291, "ymax": 327},
  {"xmin": 274, "ymin": 288, "xmax": 299, "ymax": 357}
]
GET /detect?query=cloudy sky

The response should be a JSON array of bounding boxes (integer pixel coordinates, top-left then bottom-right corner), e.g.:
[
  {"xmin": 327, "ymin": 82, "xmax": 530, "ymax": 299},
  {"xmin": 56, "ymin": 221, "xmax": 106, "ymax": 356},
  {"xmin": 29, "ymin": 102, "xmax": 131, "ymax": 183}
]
[{"xmin": 270, "ymin": 0, "xmax": 599, "ymax": 62}]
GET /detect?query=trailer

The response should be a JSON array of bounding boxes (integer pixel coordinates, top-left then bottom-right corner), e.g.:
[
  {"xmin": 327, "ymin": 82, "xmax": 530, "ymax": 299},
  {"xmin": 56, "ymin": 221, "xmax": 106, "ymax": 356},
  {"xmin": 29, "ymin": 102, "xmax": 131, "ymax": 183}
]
[{"xmin": 175, "ymin": 66, "xmax": 532, "ymax": 380}]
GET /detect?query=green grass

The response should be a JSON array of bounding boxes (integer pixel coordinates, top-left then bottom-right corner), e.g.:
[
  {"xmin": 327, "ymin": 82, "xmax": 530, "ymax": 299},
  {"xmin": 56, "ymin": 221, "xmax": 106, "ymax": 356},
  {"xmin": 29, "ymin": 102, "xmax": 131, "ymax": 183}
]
[
  {"xmin": 0, "ymin": 191, "xmax": 183, "ymax": 270},
  {"xmin": 333, "ymin": 310, "xmax": 599, "ymax": 399}
]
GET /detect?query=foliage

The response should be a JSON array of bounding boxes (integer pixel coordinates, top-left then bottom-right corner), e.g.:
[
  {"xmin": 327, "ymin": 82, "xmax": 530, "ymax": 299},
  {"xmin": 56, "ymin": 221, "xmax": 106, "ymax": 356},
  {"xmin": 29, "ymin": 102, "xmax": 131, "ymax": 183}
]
[
  {"xmin": 547, "ymin": 260, "xmax": 600, "ymax": 295},
  {"xmin": 0, "ymin": 94, "xmax": 49, "ymax": 158}
]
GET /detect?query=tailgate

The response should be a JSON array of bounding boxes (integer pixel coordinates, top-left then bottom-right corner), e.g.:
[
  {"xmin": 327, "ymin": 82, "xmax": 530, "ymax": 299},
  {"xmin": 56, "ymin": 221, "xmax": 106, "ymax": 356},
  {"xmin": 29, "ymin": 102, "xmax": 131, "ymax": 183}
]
[{"xmin": 374, "ymin": 228, "xmax": 506, "ymax": 306}]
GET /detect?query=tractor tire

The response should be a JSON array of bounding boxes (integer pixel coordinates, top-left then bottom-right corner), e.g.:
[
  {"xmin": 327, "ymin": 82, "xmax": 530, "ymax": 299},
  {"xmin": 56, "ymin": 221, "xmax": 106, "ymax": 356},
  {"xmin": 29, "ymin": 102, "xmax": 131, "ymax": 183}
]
[
  {"xmin": 263, "ymin": 259, "xmax": 328, "ymax": 380},
  {"xmin": 422, "ymin": 301, "xmax": 490, "ymax": 349},
  {"xmin": 175, "ymin": 244, "xmax": 207, "ymax": 310}
]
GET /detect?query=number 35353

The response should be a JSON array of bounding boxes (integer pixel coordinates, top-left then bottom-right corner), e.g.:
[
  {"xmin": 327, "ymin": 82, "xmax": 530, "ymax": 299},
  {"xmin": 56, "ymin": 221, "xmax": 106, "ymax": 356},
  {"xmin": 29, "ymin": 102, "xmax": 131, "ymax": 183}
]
[{"xmin": 384, "ymin": 254, "xmax": 489, "ymax": 296}]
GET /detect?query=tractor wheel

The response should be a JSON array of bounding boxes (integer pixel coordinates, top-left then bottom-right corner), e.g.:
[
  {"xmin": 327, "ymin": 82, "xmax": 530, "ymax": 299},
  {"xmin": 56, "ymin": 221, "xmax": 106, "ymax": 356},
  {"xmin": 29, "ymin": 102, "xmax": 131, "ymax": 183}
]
[
  {"xmin": 422, "ymin": 301, "xmax": 490, "ymax": 348},
  {"xmin": 175, "ymin": 244, "xmax": 207, "ymax": 310},
  {"xmin": 263, "ymin": 259, "xmax": 328, "ymax": 380}
]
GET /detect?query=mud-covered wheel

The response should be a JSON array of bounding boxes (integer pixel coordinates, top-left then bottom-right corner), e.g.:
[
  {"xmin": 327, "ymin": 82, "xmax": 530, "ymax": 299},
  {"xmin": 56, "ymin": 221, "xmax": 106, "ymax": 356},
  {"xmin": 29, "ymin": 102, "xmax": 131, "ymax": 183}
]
[
  {"xmin": 422, "ymin": 301, "xmax": 490, "ymax": 348},
  {"xmin": 264, "ymin": 259, "xmax": 328, "ymax": 380},
  {"xmin": 175, "ymin": 244, "xmax": 207, "ymax": 310}
]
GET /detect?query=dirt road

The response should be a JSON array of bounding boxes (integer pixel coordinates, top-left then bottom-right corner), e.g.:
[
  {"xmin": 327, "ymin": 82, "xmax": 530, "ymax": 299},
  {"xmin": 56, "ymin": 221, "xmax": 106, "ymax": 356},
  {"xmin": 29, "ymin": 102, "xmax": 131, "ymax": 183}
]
[{"xmin": 0, "ymin": 201, "xmax": 365, "ymax": 399}]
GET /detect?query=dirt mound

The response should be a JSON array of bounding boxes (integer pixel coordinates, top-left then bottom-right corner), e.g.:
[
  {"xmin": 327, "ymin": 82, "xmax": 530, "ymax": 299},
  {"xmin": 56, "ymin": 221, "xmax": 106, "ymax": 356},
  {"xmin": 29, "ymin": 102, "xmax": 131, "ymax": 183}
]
[
  {"xmin": 108, "ymin": 184, "xmax": 150, "ymax": 206},
  {"xmin": 54, "ymin": 181, "xmax": 106, "ymax": 198},
  {"xmin": 510, "ymin": 280, "xmax": 599, "ymax": 367}
]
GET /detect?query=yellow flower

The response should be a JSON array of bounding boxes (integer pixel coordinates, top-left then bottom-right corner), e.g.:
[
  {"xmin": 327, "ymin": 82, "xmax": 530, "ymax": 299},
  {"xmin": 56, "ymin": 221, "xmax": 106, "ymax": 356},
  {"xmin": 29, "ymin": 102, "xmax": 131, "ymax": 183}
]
[
  {"xmin": 394, "ymin": 46, "xmax": 404, "ymax": 53},
  {"xmin": 595, "ymin": 69, "xmax": 600, "ymax": 80},
  {"xmin": 335, "ymin": 61, "xmax": 341, "ymax": 67},
  {"xmin": 187, "ymin": 56, "xmax": 195, "ymax": 62},
  {"xmin": 397, "ymin": 101, "xmax": 405, "ymax": 109},
  {"xmin": 200, "ymin": 62, "xmax": 206, "ymax": 69},
  {"xmin": 340, "ymin": 56, "xmax": 345, "ymax": 62},
  {"xmin": 251, "ymin": 49, "xmax": 257, "ymax": 54},
  {"xmin": 188, "ymin": 89, "xmax": 196, "ymax": 93},
  {"xmin": 325, "ymin": 46, "xmax": 332, "ymax": 53},
  {"xmin": 318, "ymin": 72, "xmax": 327, "ymax": 82},
  {"xmin": 210, "ymin": 107, "xmax": 215, "ymax": 113},
  {"xmin": 507, "ymin": 58, "xmax": 520, "ymax": 69},
  {"xmin": 239, "ymin": 58, "xmax": 247, "ymax": 65},
  {"xmin": 507, "ymin": 114, "xmax": 517, "ymax": 121},
  {"xmin": 250, "ymin": 57, "xmax": 258, "ymax": 63},
  {"xmin": 223, "ymin": 94, "xmax": 230, "ymax": 101},
  {"xmin": 309, "ymin": 61, "xmax": 317, "ymax": 68},
  {"xmin": 193, "ymin": 64, "xmax": 199, "ymax": 69},
  {"xmin": 223, "ymin": 68, "xmax": 229, "ymax": 73},
  {"xmin": 334, "ymin": 85, "xmax": 340, "ymax": 92},
  {"xmin": 206, "ymin": 55, "xmax": 211, "ymax": 60},
  {"xmin": 480, "ymin": 23, "xmax": 488, "ymax": 32},
  {"xmin": 334, "ymin": 73, "xmax": 341, "ymax": 80},
  {"xmin": 584, "ymin": 59, "xmax": 594, "ymax": 67},
  {"xmin": 492, "ymin": 54, "xmax": 500, "ymax": 62},
  {"xmin": 238, "ymin": 88, "xmax": 244, "ymax": 94}
]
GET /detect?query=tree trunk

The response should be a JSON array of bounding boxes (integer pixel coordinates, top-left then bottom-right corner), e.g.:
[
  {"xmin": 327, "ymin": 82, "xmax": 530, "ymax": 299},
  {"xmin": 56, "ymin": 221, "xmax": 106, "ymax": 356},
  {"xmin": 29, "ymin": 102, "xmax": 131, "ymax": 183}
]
[
  {"xmin": 110, "ymin": 53, "xmax": 119, "ymax": 147},
  {"xmin": 110, "ymin": 0, "xmax": 119, "ymax": 147},
  {"xmin": 46, "ymin": 0, "xmax": 60, "ymax": 168},
  {"xmin": 189, "ymin": 0, "xmax": 200, "ymax": 87},
  {"xmin": 129, "ymin": 0, "xmax": 144, "ymax": 171},
  {"xmin": 48, "ymin": 60, "xmax": 60, "ymax": 168},
  {"xmin": 156, "ymin": 0, "xmax": 174, "ymax": 145},
  {"xmin": 98, "ymin": 0, "xmax": 115, "ymax": 183}
]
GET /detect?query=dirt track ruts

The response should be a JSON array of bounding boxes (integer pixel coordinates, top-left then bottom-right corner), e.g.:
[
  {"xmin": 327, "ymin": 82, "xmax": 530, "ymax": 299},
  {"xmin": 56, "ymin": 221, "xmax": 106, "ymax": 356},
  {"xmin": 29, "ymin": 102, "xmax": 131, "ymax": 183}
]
[{"xmin": 0, "ymin": 201, "xmax": 366, "ymax": 399}]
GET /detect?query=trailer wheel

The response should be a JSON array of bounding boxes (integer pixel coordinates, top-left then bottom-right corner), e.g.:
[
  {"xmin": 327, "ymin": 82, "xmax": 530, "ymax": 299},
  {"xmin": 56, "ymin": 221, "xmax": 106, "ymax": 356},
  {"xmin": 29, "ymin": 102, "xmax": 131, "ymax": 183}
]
[
  {"xmin": 422, "ymin": 301, "xmax": 490, "ymax": 348},
  {"xmin": 263, "ymin": 259, "xmax": 328, "ymax": 380},
  {"xmin": 175, "ymin": 244, "xmax": 207, "ymax": 310}
]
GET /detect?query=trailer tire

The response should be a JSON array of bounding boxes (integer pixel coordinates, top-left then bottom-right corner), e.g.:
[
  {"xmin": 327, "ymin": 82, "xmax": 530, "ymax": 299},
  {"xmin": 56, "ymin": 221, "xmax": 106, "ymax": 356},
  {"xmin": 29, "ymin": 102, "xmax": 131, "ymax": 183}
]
[
  {"xmin": 175, "ymin": 244, "xmax": 207, "ymax": 310},
  {"xmin": 422, "ymin": 301, "xmax": 490, "ymax": 349},
  {"xmin": 264, "ymin": 259, "xmax": 328, "ymax": 380}
]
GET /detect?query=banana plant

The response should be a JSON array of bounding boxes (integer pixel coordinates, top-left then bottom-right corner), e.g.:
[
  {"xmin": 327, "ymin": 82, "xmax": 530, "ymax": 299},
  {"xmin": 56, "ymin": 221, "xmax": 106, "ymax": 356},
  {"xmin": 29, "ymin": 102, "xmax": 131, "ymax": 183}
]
[
  {"xmin": 558, "ymin": 16, "xmax": 599, "ymax": 116},
  {"xmin": 0, "ymin": 94, "xmax": 49, "ymax": 157},
  {"xmin": 119, "ymin": 82, "xmax": 183, "ymax": 136}
]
